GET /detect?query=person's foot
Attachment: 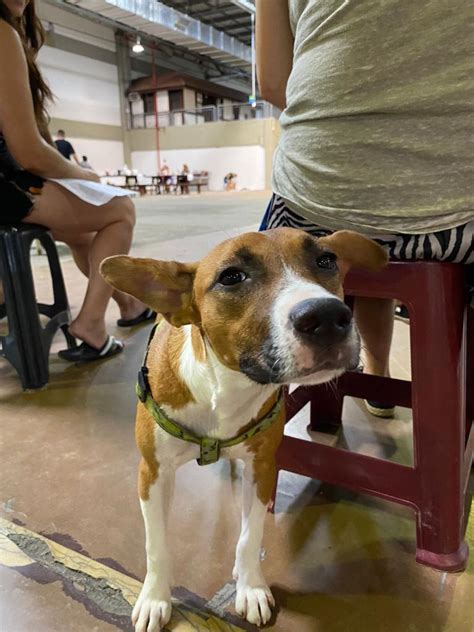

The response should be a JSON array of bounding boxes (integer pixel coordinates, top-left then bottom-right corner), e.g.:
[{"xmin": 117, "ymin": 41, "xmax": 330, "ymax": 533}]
[
  {"xmin": 365, "ymin": 400, "xmax": 396, "ymax": 418},
  {"xmin": 117, "ymin": 308, "xmax": 156, "ymax": 327},
  {"xmin": 115, "ymin": 295, "xmax": 149, "ymax": 322},
  {"xmin": 68, "ymin": 318, "xmax": 108, "ymax": 350},
  {"xmin": 361, "ymin": 366, "xmax": 396, "ymax": 418},
  {"xmin": 58, "ymin": 336, "xmax": 124, "ymax": 362}
]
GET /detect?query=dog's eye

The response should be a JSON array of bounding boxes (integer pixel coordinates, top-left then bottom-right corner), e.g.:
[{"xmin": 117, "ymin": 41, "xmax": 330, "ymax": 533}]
[
  {"xmin": 218, "ymin": 268, "xmax": 248, "ymax": 286},
  {"xmin": 316, "ymin": 252, "xmax": 337, "ymax": 270}
]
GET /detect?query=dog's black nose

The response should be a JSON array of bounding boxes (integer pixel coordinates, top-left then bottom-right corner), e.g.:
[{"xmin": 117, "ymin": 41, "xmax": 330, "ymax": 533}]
[{"xmin": 289, "ymin": 298, "xmax": 352, "ymax": 344}]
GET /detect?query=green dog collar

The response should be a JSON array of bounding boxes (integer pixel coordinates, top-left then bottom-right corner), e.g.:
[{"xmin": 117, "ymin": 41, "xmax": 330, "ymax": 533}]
[
  {"xmin": 136, "ymin": 377, "xmax": 283, "ymax": 466},
  {"xmin": 136, "ymin": 324, "xmax": 283, "ymax": 466}
]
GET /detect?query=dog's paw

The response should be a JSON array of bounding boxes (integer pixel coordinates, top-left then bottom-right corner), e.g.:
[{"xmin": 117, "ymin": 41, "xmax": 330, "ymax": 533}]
[
  {"xmin": 132, "ymin": 586, "xmax": 172, "ymax": 632},
  {"xmin": 235, "ymin": 583, "xmax": 275, "ymax": 627}
]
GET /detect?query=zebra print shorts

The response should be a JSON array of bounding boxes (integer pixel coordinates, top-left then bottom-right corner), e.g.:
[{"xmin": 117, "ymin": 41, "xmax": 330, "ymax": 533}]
[{"xmin": 260, "ymin": 194, "xmax": 474, "ymax": 265}]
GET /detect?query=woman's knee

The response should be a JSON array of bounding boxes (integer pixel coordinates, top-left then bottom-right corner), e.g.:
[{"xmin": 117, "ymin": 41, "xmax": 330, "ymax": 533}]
[{"xmin": 113, "ymin": 196, "xmax": 136, "ymax": 229}]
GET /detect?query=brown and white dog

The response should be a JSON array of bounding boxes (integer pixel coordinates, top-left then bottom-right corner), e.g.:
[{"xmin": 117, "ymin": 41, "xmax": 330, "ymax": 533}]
[{"xmin": 101, "ymin": 228, "xmax": 387, "ymax": 631}]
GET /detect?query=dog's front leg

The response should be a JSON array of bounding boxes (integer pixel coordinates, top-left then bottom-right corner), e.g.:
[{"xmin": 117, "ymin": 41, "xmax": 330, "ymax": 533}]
[
  {"xmin": 233, "ymin": 457, "xmax": 275, "ymax": 626},
  {"xmin": 132, "ymin": 464, "xmax": 175, "ymax": 632}
]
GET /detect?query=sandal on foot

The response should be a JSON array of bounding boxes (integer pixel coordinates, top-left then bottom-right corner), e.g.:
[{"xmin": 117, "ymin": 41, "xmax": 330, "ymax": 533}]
[
  {"xmin": 58, "ymin": 335, "xmax": 124, "ymax": 362},
  {"xmin": 117, "ymin": 308, "xmax": 156, "ymax": 327},
  {"xmin": 365, "ymin": 400, "xmax": 395, "ymax": 418}
]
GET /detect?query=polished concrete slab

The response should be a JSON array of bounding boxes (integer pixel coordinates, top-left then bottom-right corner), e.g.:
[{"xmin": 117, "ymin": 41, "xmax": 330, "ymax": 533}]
[
  {"xmin": 1, "ymin": 192, "xmax": 473, "ymax": 631},
  {"xmin": 0, "ymin": 518, "xmax": 246, "ymax": 631}
]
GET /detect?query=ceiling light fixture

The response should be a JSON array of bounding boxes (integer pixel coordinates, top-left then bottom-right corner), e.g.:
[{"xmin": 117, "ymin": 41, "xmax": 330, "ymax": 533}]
[{"xmin": 132, "ymin": 36, "xmax": 144, "ymax": 53}]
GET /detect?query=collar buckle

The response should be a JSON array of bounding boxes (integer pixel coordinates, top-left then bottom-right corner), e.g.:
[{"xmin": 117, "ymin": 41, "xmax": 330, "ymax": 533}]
[
  {"xmin": 137, "ymin": 367, "xmax": 149, "ymax": 403},
  {"xmin": 197, "ymin": 437, "xmax": 220, "ymax": 466}
]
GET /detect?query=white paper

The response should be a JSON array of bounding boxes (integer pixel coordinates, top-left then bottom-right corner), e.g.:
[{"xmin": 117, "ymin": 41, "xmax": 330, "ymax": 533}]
[{"xmin": 49, "ymin": 178, "xmax": 138, "ymax": 206}]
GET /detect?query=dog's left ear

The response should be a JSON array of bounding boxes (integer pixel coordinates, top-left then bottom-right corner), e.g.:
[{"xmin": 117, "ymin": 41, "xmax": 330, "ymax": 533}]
[
  {"xmin": 100, "ymin": 255, "xmax": 199, "ymax": 327},
  {"xmin": 318, "ymin": 230, "xmax": 388, "ymax": 277}
]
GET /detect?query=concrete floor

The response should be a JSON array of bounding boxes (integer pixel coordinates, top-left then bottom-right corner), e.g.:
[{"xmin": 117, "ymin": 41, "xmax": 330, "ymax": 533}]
[{"xmin": 0, "ymin": 191, "xmax": 473, "ymax": 631}]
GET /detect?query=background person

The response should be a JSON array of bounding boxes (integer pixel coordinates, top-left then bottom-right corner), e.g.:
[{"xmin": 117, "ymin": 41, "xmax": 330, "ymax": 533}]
[
  {"xmin": 0, "ymin": 0, "xmax": 152, "ymax": 362},
  {"xmin": 179, "ymin": 163, "xmax": 190, "ymax": 194},
  {"xmin": 224, "ymin": 172, "xmax": 237, "ymax": 191},
  {"xmin": 160, "ymin": 159, "xmax": 171, "ymax": 193},
  {"xmin": 257, "ymin": 0, "xmax": 473, "ymax": 417},
  {"xmin": 80, "ymin": 155, "xmax": 93, "ymax": 170},
  {"xmin": 54, "ymin": 129, "xmax": 79, "ymax": 164}
]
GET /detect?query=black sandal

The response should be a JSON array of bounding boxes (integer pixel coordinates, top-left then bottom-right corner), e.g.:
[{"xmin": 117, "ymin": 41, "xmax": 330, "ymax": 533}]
[
  {"xmin": 58, "ymin": 335, "xmax": 124, "ymax": 362},
  {"xmin": 365, "ymin": 400, "xmax": 396, "ymax": 418},
  {"xmin": 117, "ymin": 308, "xmax": 156, "ymax": 327}
]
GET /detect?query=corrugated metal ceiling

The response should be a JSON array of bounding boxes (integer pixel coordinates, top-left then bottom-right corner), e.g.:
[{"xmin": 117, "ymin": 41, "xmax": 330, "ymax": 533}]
[
  {"xmin": 159, "ymin": 0, "xmax": 254, "ymax": 45},
  {"xmin": 68, "ymin": 0, "xmax": 252, "ymax": 67}
]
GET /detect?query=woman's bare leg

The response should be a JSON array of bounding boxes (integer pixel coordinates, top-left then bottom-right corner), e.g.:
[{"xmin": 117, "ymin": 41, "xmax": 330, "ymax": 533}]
[
  {"xmin": 54, "ymin": 230, "xmax": 147, "ymax": 320},
  {"xmin": 354, "ymin": 297, "xmax": 395, "ymax": 377},
  {"xmin": 26, "ymin": 182, "xmax": 136, "ymax": 348}
]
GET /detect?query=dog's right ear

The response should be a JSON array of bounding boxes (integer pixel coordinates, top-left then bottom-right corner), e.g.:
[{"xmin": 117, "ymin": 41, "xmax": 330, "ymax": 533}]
[{"xmin": 100, "ymin": 256, "xmax": 199, "ymax": 327}]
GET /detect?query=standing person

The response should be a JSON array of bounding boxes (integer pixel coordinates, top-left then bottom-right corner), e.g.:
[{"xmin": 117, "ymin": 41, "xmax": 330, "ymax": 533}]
[
  {"xmin": 179, "ymin": 163, "xmax": 190, "ymax": 195},
  {"xmin": 257, "ymin": 0, "xmax": 473, "ymax": 417},
  {"xmin": 160, "ymin": 159, "xmax": 171, "ymax": 193},
  {"xmin": 160, "ymin": 159, "xmax": 170, "ymax": 176},
  {"xmin": 54, "ymin": 129, "xmax": 79, "ymax": 164},
  {"xmin": 80, "ymin": 155, "xmax": 93, "ymax": 170},
  {"xmin": 0, "ymin": 0, "xmax": 153, "ymax": 362}
]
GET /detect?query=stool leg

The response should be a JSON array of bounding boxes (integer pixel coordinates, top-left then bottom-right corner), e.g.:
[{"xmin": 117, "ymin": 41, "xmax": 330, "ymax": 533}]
[
  {"xmin": 34, "ymin": 230, "xmax": 69, "ymax": 317},
  {"xmin": 1, "ymin": 232, "xmax": 48, "ymax": 389},
  {"xmin": 466, "ymin": 307, "xmax": 474, "ymax": 438},
  {"xmin": 23, "ymin": 227, "xmax": 76, "ymax": 352},
  {"xmin": 61, "ymin": 324, "xmax": 78, "ymax": 349},
  {"xmin": 410, "ymin": 271, "xmax": 468, "ymax": 571},
  {"xmin": 16, "ymin": 235, "xmax": 50, "ymax": 388},
  {"xmin": 307, "ymin": 383, "xmax": 344, "ymax": 431},
  {"xmin": 39, "ymin": 232, "xmax": 76, "ymax": 350}
]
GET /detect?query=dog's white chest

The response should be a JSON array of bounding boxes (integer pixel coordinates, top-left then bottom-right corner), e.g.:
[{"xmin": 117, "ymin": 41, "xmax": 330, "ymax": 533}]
[{"xmin": 153, "ymin": 325, "xmax": 276, "ymax": 467}]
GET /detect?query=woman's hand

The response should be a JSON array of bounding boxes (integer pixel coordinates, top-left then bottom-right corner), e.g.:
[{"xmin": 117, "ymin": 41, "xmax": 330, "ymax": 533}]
[{"xmin": 79, "ymin": 169, "xmax": 101, "ymax": 183}]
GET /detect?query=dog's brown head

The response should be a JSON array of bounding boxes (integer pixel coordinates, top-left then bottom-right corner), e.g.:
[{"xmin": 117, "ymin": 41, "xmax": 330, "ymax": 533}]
[{"xmin": 101, "ymin": 228, "xmax": 387, "ymax": 384}]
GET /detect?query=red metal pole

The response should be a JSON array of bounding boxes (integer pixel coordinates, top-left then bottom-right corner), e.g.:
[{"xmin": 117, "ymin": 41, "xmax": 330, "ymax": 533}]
[{"xmin": 151, "ymin": 47, "xmax": 161, "ymax": 174}]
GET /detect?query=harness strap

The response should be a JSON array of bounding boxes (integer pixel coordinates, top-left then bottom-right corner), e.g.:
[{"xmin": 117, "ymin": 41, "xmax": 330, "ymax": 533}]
[
  {"xmin": 136, "ymin": 322, "xmax": 283, "ymax": 466},
  {"xmin": 137, "ymin": 381, "xmax": 283, "ymax": 465}
]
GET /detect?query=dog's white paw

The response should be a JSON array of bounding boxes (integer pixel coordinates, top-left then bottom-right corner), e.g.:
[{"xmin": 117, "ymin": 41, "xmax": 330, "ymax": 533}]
[
  {"xmin": 235, "ymin": 582, "xmax": 275, "ymax": 627},
  {"xmin": 132, "ymin": 584, "xmax": 172, "ymax": 632}
]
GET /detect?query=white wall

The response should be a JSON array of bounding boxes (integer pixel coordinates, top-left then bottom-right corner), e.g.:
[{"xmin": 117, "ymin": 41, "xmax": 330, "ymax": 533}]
[
  {"xmin": 131, "ymin": 99, "xmax": 144, "ymax": 115},
  {"xmin": 131, "ymin": 146, "xmax": 266, "ymax": 191},
  {"xmin": 183, "ymin": 88, "xmax": 196, "ymax": 110},
  {"xmin": 38, "ymin": 2, "xmax": 116, "ymax": 51},
  {"xmin": 38, "ymin": 46, "xmax": 124, "ymax": 173},
  {"xmin": 38, "ymin": 46, "xmax": 122, "ymax": 126},
  {"xmin": 157, "ymin": 91, "xmax": 170, "ymax": 113},
  {"xmin": 67, "ymin": 137, "xmax": 125, "ymax": 175}
]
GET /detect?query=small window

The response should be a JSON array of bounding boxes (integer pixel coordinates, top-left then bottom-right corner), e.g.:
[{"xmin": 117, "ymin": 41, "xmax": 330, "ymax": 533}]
[
  {"xmin": 143, "ymin": 93, "xmax": 155, "ymax": 115},
  {"xmin": 169, "ymin": 89, "xmax": 184, "ymax": 111}
]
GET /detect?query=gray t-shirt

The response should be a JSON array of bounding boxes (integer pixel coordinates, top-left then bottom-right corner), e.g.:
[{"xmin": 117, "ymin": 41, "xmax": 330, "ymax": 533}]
[{"xmin": 272, "ymin": 0, "xmax": 474, "ymax": 234}]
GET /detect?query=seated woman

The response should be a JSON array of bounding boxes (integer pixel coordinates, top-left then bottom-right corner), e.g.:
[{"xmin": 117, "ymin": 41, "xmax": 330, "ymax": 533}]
[
  {"xmin": 0, "ymin": 0, "xmax": 153, "ymax": 362},
  {"xmin": 257, "ymin": 0, "xmax": 473, "ymax": 417}
]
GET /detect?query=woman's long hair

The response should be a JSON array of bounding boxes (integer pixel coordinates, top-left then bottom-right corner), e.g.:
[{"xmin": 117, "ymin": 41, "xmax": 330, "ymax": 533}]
[{"xmin": 0, "ymin": 0, "xmax": 53, "ymax": 142}]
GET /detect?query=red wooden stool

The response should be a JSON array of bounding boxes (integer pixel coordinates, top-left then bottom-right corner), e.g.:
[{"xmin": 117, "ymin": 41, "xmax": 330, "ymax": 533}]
[{"xmin": 276, "ymin": 261, "xmax": 474, "ymax": 572}]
